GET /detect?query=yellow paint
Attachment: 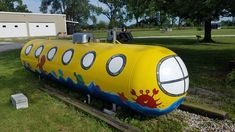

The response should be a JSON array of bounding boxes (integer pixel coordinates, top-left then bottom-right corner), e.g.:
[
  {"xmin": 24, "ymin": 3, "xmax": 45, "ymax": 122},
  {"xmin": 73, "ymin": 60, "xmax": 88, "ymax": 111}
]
[{"xmin": 20, "ymin": 39, "xmax": 187, "ymax": 110}]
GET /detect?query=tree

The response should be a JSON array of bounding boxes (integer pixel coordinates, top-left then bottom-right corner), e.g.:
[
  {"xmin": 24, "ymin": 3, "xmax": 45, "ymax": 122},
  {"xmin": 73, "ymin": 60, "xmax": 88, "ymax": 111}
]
[
  {"xmin": 125, "ymin": 0, "xmax": 151, "ymax": 27},
  {"xmin": 162, "ymin": 0, "xmax": 231, "ymax": 43},
  {"xmin": 140, "ymin": 0, "xmax": 159, "ymax": 27},
  {"xmin": 142, "ymin": 0, "xmax": 174, "ymax": 27},
  {"xmin": 228, "ymin": 0, "xmax": 235, "ymax": 16},
  {"xmin": 0, "ymin": 0, "xmax": 29, "ymax": 12},
  {"xmin": 97, "ymin": 0, "xmax": 126, "ymax": 28},
  {"xmin": 40, "ymin": 0, "xmax": 97, "ymax": 26},
  {"xmin": 96, "ymin": 20, "xmax": 108, "ymax": 29}
]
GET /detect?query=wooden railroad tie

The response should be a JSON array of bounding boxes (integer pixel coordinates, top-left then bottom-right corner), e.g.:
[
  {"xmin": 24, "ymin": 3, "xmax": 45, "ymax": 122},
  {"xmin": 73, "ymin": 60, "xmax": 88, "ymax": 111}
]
[
  {"xmin": 40, "ymin": 83, "xmax": 229, "ymax": 131},
  {"xmin": 179, "ymin": 102, "xmax": 229, "ymax": 120},
  {"xmin": 40, "ymin": 84, "xmax": 141, "ymax": 132}
]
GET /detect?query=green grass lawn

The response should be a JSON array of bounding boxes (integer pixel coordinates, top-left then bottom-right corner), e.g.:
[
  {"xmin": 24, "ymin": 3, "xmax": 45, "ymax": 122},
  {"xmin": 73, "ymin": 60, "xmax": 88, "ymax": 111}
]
[
  {"xmin": 1, "ymin": 28, "xmax": 234, "ymax": 42},
  {"xmin": 91, "ymin": 28, "xmax": 235, "ymax": 38},
  {"xmin": 1, "ymin": 29, "xmax": 235, "ymax": 131},
  {"xmin": 0, "ymin": 50, "xmax": 112, "ymax": 131},
  {"xmin": 0, "ymin": 36, "xmax": 57, "ymax": 43},
  {"xmin": 132, "ymin": 28, "xmax": 235, "ymax": 37}
]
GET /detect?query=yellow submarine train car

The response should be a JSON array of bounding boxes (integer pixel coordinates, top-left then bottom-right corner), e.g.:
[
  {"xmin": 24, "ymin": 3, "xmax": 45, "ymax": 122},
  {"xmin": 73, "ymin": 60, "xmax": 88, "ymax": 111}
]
[{"xmin": 20, "ymin": 37, "xmax": 189, "ymax": 115}]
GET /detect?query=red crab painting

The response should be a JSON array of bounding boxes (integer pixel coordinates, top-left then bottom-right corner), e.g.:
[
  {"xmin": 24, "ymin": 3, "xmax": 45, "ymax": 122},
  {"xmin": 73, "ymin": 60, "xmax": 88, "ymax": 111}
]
[
  {"xmin": 118, "ymin": 88, "xmax": 162, "ymax": 108},
  {"xmin": 130, "ymin": 88, "xmax": 162, "ymax": 108}
]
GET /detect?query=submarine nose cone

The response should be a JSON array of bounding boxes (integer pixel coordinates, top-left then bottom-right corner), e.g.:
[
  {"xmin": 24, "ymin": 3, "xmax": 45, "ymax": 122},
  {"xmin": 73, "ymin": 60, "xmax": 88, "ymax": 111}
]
[{"xmin": 157, "ymin": 56, "xmax": 189, "ymax": 96}]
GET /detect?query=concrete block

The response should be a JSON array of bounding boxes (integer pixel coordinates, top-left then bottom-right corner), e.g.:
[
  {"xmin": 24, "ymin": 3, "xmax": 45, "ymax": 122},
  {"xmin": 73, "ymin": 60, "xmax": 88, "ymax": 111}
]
[{"xmin": 11, "ymin": 93, "xmax": 28, "ymax": 109}]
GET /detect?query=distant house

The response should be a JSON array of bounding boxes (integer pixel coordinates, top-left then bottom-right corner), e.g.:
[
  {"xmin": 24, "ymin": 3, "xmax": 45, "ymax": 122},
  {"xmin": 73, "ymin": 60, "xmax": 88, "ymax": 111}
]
[
  {"xmin": 0, "ymin": 12, "xmax": 67, "ymax": 38},
  {"xmin": 66, "ymin": 20, "xmax": 79, "ymax": 35},
  {"xmin": 233, "ymin": 17, "xmax": 235, "ymax": 23},
  {"xmin": 211, "ymin": 22, "xmax": 221, "ymax": 29}
]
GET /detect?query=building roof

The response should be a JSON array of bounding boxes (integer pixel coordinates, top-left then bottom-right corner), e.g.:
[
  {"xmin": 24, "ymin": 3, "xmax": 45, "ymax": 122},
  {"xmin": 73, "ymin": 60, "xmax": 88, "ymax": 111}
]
[
  {"xmin": 0, "ymin": 11, "xmax": 66, "ymax": 17},
  {"xmin": 66, "ymin": 20, "xmax": 79, "ymax": 24}
]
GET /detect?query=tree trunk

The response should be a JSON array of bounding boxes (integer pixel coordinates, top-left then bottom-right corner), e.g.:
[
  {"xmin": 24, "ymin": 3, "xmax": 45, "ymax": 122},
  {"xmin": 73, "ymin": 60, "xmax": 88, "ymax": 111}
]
[
  {"xmin": 135, "ymin": 17, "xmax": 139, "ymax": 27},
  {"xmin": 202, "ymin": 19, "xmax": 215, "ymax": 43},
  {"xmin": 178, "ymin": 18, "xmax": 182, "ymax": 29},
  {"xmin": 109, "ymin": 16, "xmax": 114, "ymax": 29}
]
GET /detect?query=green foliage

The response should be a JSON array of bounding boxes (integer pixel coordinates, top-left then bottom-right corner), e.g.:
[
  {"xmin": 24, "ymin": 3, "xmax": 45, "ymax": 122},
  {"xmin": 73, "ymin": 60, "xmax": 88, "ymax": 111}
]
[
  {"xmin": 228, "ymin": 0, "xmax": 235, "ymax": 16},
  {"xmin": 196, "ymin": 27, "xmax": 203, "ymax": 31},
  {"xmin": 226, "ymin": 70, "xmax": 235, "ymax": 88},
  {"xmin": 40, "ymin": 0, "xmax": 96, "ymax": 26},
  {"xmin": 40, "ymin": 0, "xmax": 66, "ymax": 14},
  {"xmin": 157, "ymin": 0, "xmax": 235, "ymax": 42},
  {"xmin": 221, "ymin": 20, "xmax": 235, "ymax": 26},
  {"xmin": 0, "ymin": 0, "xmax": 29, "ymax": 12},
  {"xmin": 164, "ymin": 0, "xmax": 229, "ymax": 21},
  {"xmin": 98, "ymin": 0, "xmax": 126, "ymax": 28},
  {"xmin": 125, "ymin": 0, "xmax": 152, "ymax": 26},
  {"xmin": 96, "ymin": 20, "xmax": 108, "ymax": 29}
]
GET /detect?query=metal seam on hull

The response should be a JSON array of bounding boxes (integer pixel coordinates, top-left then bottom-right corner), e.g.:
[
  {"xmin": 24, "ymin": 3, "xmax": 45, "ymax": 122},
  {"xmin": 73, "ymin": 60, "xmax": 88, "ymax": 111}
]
[
  {"xmin": 160, "ymin": 76, "xmax": 189, "ymax": 84},
  {"xmin": 174, "ymin": 57, "xmax": 186, "ymax": 94}
]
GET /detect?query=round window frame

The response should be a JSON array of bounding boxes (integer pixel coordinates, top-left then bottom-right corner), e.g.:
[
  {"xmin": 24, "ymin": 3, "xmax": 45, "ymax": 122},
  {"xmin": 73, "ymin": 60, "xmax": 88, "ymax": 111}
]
[
  {"xmin": 34, "ymin": 45, "xmax": 44, "ymax": 58},
  {"xmin": 106, "ymin": 54, "xmax": 126, "ymax": 76},
  {"xmin": 156, "ymin": 55, "xmax": 189, "ymax": 97},
  {"xmin": 62, "ymin": 49, "xmax": 74, "ymax": 65},
  {"xmin": 47, "ymin": 47, "xmax": 58, "ymax": 61},
  {"xmin": 25, "ymin": 44, "xmax": 33, "ymax": 56},
  {"xmin": 81, "ymin": 51, "xmax": 96, "ymax": 70}
]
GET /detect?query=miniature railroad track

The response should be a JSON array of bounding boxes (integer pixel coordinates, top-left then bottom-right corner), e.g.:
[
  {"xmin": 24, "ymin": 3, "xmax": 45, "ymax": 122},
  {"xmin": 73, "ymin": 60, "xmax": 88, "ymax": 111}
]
[
  {"xmin": 40, "ymin": 83, "xmax": 229, "ymax": 131},
  {"xmin": 179, "ymin": 102, "xmax": 228, "ymax": 120},
  {"xmin": 40, "ymin": 84, "xmax": 141, "ymax": 132}
]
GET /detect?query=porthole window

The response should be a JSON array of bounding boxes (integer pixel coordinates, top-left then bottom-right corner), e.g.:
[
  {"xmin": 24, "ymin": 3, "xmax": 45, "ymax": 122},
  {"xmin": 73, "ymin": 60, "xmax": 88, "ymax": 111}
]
[
  {"xmin": 62, "ymin": 49, "xmax": 74, "ymax": 65},
  {"xmin": 81, "ymin": 51, "xmax": 96, "ymax": 70},
  {"xmin": 106, "ymin": 54, "xmax": 126, "ymax": 76},
  {"xmin": 35, "ymin": 45, "xmax": 44, "ymax": 58},
  {"xmin": 157, "ymin": 56, "xmax": 189, "ymax": 96},
  {"xmin": 47, "ymin": 47, "xmax": 57, "ymax": 61},
  {"xmin": 25, "ymin": 44, "xmax": 33, "ymax": 55}
]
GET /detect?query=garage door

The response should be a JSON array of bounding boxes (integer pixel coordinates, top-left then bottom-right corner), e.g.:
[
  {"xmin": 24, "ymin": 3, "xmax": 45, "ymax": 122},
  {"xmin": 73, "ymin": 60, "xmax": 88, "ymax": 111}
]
[
  {"xmin": 0, "ymin": 23, "xmax": 28, "ymax": 38},
  {"xmin": 29, "ymin": 23, "xmax": 56, "ymax": 37}
]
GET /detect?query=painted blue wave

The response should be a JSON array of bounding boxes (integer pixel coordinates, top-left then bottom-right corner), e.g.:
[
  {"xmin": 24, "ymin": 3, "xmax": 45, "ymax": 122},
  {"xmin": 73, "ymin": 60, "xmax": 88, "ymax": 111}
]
[{"xmin": 27, "ymin": 67, "xmax": 184, "ymax": 116}]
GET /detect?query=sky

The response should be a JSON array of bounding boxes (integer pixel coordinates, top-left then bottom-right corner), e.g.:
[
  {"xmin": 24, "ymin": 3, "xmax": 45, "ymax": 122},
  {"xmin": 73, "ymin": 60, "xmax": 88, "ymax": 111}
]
[{"xmin": 22, "ymin": 0, "xmax": 232, "ymax": 25}]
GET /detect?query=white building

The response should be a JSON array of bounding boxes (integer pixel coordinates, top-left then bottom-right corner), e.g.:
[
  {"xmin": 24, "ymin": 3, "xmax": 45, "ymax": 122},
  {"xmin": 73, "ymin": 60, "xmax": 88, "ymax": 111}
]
[{"xmin": 0, "ymin": 12, "xmax": 67, "ymax": 38}]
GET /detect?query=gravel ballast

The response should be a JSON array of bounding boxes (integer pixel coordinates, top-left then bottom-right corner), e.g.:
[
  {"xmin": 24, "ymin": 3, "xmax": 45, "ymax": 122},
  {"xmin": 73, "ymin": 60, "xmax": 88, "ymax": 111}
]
[{"xmin": 172, "ymin": 109, "xmax": 235, "ymax": 131}]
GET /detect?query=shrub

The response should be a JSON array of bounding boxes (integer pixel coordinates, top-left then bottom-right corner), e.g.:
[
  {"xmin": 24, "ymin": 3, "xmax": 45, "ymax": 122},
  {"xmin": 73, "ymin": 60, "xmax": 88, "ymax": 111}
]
[{"xmin": 226, "ymin": 70, "xmax": 235, "ymax": 87}]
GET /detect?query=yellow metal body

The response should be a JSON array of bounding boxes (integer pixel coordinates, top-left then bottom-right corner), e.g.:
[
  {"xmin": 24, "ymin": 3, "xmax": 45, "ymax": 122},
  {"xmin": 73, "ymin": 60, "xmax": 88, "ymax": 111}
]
[{"xmin": 20, "ymin": 39, "xmax": 188, "ymax": 115}]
